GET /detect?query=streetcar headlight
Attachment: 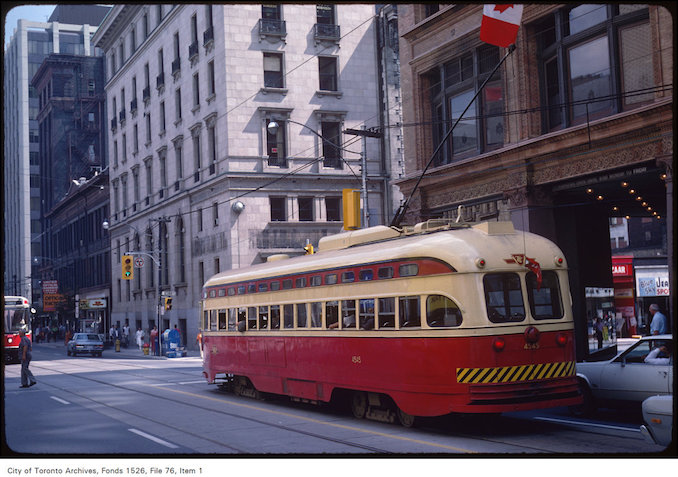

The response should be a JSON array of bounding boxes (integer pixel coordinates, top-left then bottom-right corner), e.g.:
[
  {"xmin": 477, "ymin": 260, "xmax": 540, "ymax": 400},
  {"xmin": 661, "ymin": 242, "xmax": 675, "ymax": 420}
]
[
  {"xmin": 475, "ymin": 258, "xmax": 486, "ymax": 268},
  {"xmin": 555, "ymin": 333, "xmax": 568, "ymax": 347},
  {"xmin": 492, "ymin": 337, "xmax": 506, "ymax": 352},
  {"xmin": 7, "ymin": 337, "xmax": 13, "ymax": 344}
]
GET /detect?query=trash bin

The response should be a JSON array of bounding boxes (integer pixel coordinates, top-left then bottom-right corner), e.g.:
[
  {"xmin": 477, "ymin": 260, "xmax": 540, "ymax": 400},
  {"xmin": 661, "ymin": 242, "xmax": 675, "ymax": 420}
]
[{"xmin": 162, "ymin": 328, "xmax": 181, "ymax": 358}]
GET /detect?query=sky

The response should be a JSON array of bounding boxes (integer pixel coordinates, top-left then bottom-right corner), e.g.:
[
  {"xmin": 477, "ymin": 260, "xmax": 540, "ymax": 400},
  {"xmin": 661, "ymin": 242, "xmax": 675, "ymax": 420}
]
[{"xmin": 4, "ymin": 4, "xmax": 56, "ymax": 47}]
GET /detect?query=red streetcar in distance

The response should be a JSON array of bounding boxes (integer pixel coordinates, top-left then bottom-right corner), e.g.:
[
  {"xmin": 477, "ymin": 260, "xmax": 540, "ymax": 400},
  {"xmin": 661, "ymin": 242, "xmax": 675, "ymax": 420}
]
[
  {"xmin": 200, "ymin": 219, "xmax": 582, "ymax": 426},
  {"xmin": 3, "ymin": 296, "xmax": 32, "ymax": 364}
]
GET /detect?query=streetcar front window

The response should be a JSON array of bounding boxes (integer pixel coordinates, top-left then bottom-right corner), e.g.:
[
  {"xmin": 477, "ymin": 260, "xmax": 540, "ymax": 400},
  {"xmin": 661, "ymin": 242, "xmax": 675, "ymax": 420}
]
[
  {"xmin": 6, "ymin": 309, "xmax": 29, "ymax": 332},
  {"xmin": 484, "ymin": 273, "xmax": 526, "ymax": 323},
  {"xmin": 526, "ymin": 271, "xmax": 564, "ymax": 319}
]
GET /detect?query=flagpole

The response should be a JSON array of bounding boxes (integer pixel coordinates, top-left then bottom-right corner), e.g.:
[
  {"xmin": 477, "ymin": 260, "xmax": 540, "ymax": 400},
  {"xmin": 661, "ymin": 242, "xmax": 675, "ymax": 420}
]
[{"xmin": 390, "ymin": 43, "xmax": 516, "ymax": 228}]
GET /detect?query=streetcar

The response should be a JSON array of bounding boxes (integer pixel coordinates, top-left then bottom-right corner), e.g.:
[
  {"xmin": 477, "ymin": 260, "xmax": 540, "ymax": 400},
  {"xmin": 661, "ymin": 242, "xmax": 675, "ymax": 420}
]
[
  {"xmin": 200, "ymin": 219, "xmax": 582, "ymax": 426},
  {"xmin": 3, "ymin": 296, "xmax": 32, "ymax": 364}
]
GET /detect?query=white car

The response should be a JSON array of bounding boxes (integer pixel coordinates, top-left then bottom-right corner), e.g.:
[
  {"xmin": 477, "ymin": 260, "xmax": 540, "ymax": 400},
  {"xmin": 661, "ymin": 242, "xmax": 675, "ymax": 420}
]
[
  {"xmin": 639, "ymin": 395, "xmax": 673, "ymax": 447},
  {"xmin": 573, "ymin": 334, "xmax": 673, "ymax": 415}
]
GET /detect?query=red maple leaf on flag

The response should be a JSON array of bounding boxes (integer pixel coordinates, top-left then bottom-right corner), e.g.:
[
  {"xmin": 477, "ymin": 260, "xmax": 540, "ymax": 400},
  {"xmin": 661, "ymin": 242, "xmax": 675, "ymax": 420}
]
[{"xmin": 493, "ymin": 5, "xmax": 514, "ymax": 14}]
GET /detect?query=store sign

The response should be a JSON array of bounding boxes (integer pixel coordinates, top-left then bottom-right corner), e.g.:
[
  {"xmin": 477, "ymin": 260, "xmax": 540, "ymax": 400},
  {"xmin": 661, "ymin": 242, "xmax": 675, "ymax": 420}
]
[
  {"xmin": 612, "ymin": 264, "xmax": 632, "ymax": 277},
  {"xmin": 43, "ymin": 293, "xmax": 64, "ymax": 311},
  {"xmin": 636, "ymin": 266, "xmax": 670, "ymax": 297},
  {"xmin": 80, "ymin": 298, "xmax": 107, "ymax": 309}
]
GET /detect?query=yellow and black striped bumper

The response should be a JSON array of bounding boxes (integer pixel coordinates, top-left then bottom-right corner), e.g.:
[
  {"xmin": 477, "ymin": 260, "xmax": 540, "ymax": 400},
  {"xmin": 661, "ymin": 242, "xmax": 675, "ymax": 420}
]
[{"xmin": 456, "ymin": 361, "xmax": 576, "ymax": 384}]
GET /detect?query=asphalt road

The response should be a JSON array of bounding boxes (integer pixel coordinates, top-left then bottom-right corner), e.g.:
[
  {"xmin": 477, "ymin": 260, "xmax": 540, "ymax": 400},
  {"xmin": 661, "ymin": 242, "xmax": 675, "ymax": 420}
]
[{"xmin": 3, "ymin": 341, "xmax": 671, "ymax": 457}]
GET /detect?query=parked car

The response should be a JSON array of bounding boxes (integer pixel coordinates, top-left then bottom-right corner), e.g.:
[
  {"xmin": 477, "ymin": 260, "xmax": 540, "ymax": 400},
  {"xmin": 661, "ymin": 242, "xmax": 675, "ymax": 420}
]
[
  {"xmin": 67, "ymin": 333, "xmax": 104, "ymax": 357},
  {"xmin": 572, "ymin": 334, "xmax": 672, "ymax": 415},
  {"xmin": 639, "ymin": 395, "xmax": 673, "ymax": 447}
]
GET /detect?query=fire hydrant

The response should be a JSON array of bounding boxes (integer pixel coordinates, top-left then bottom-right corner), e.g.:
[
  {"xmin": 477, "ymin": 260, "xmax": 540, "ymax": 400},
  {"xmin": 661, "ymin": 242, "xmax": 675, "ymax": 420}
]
[
  {"xmin": 115, "ymin": 339, "xmax": 121, "ymax": 352},
  {"xmin": 143, "ymin": 343, "xmax": 150, "ymax": 355}
]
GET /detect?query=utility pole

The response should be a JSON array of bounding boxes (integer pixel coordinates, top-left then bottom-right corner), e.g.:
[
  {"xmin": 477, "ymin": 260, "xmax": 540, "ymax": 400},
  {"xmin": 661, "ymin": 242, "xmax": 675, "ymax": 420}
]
[{"xmin": 344, "ymin": 126, "xmax": 381, "ymax": 227}]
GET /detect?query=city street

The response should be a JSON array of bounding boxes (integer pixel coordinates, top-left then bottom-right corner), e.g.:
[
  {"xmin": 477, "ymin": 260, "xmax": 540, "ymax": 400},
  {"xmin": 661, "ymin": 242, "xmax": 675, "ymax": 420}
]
[{"xmin": 3, "ymin": 341, "xmax": 668, "ymax": 456}]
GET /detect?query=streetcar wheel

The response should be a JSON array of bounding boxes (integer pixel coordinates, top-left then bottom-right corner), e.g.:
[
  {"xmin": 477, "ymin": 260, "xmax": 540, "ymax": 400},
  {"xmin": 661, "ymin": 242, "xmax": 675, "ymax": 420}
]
[
  {"xmin": 397, "ymin": 408, "xmax": 417, "ymax": 428},
  {"xmin": 351, "ymin": 391, "xmax": 368, "ymax": 419}
]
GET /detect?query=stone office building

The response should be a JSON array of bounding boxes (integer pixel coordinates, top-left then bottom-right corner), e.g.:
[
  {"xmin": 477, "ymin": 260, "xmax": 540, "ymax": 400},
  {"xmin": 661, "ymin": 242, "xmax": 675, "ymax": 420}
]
[{"xmin": 93, "ymin": 4, "xmax": 385, "ymax": 347}]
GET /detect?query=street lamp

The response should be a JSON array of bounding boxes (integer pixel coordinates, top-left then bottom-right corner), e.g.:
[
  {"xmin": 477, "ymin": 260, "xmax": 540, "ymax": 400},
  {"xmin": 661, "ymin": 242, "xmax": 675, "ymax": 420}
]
[{"xmin": 266, "ymin": 119, "xmax": 378, "ymax": 227}]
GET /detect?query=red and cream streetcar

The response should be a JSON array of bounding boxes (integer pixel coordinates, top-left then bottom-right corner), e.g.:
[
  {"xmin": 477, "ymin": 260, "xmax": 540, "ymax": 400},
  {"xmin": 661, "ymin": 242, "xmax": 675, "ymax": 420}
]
[
  {"xmin": 3, "ymin": 296, "xmax": 32, "ymax": 364},
  {"xmin": 200, "ymin": 219, "xmax": 581, "ymax": 425}
]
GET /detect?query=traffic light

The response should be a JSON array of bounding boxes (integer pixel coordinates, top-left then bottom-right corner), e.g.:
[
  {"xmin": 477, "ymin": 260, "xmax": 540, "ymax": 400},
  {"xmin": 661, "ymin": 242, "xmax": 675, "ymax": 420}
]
[
  {"xmin": 122, "ymin": 255, "xmax": 134, "ymax": 280},
  {"xmin": 164, "ymin": 297, "xmax": 173, "ymax": 310},
  {"xmin": 342, "ymin": 189, "xmax": 361, "ymax": 230}
]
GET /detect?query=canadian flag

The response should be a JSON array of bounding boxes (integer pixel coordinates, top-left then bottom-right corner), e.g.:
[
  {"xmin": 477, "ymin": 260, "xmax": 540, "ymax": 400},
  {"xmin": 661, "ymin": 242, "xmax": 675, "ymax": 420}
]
[{"xmin": 480, "ymin": 4, "xmax": 524, "ymax": 48}]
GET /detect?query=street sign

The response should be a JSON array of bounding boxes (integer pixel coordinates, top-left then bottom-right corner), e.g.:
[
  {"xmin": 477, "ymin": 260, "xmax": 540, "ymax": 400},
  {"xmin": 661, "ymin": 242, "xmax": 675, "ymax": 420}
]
[{"xmin": 134, "ymin": 257, "xmax": 145, "ymax": 268}]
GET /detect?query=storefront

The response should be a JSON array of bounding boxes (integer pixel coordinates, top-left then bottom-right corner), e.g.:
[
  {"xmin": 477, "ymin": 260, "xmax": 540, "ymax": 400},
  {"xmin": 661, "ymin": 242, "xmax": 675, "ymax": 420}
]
[
  {"xmin": 635, "ymin": 264, "xmax": 671, "ymax": 334},
  {"xmin": 612, "ymin": 255, "xmax": 637, "ymax": 337},
  {"xmin": 77, "ymin": 291, "xmax": 109, "ymax": 335}
]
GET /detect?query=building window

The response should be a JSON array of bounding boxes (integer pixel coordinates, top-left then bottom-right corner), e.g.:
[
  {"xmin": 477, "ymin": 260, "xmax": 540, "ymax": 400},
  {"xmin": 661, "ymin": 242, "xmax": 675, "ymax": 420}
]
[
  {"xmin": 207, "ymin": 122, "xmax": 217, "ymax": 175},
  {"xmin": 175, "ymin": 88, "xmax": 182, "ymax": 121},
  {"xmin": 207, "ymin": 60, "xmax": 215, "ymax": 97},
  {"xmin": 321, "ymin": 121, "xmax": 342, "ymax": 168},
  {"xmin": 133, "ymin": 124, "xmax": 139, "ymax": 152},
  {"xmin": 122, "ymin": 134, "xmax": 127, "ymax": 162},
  {"xmin": 318, "ymin": 57, "xmax": 338, "ymax": 91},
  {"xmin": 145, "ymin": 158, "xmax": 153, "ymax": 202},
  {"xmin": 298, "ymin": 197, "xmax": 314, "ymax": 222},
  {"xmin": 145, "ymin": 113, "xmax": 152, "ymax": 143},
  {"xmin": 192, "ymin": 72, "xmax": 200, "ymax": 107},
  {"xmin": 197, "ymin": 208, "xmax": 203, "ymax": 232},
  {"xmin": 212, "ymin": 202, "xmax": 219, "ymax": 227},
  {"xmin": 270, "ymin": 197, "xmax": 286, "ymax": 222},
  {"xmin": 160, "ymin": 101, "xmax": 166, "ymax": 133},
  {"xmin": 263, "ymin": 52, "xmax": 283, "ymax": 88},
  {"xmin": 192, "ymin": 129, "xmax": 201, "ymax": 182},
  {"xmin": 326, "ymin": 197, "xmax": 341, "ymax": 221},
  {"xmin": 175, "ymin": 217, "xmax": 186, "ymax": 283},
  {"xmin": 427, "ymin": 45, "xmax": 503, "ymax": 166},
  {"xmin": 536, "ymin": 5, "xmax": 651, "ymax": 131},
  {"xmin": 174, "ymin": 139, "xmax": 183, "ymax": 183},
  {"xmin": 266, "ymin": 119, "xmax": 287, "ymax": 167}
]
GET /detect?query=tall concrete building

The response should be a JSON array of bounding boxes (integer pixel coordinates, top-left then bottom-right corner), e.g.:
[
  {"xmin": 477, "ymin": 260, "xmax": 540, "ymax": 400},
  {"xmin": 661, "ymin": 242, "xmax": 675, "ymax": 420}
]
[
  {"xmin": 92, "ymin": 4, "xmax": 384, "ymax": 346},
  {"xmin": 3, "ymin": 5, "xmax": 110, "ymax": 300}
]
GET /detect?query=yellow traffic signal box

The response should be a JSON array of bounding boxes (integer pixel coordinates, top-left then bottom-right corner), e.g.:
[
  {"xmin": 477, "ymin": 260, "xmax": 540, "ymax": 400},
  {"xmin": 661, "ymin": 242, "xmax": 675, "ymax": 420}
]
[
  {"xmin": 122, "ymin": 255, "xmax": 134, "ymax": 280},
  {"xmin": 342, "ymin": 189, "xmax": 361, "ymax": 230}
]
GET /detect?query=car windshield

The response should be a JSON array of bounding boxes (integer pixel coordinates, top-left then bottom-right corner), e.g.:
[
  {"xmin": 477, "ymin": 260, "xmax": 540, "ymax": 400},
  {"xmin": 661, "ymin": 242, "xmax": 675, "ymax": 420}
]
[{"xmin": 85, "ymin": 334, "xmax": 100, "ymax": 341}]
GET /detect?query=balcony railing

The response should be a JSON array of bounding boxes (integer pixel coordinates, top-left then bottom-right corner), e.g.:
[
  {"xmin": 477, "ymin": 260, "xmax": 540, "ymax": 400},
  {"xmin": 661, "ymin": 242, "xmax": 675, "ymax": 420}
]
[
  {"xmin": 111, "ymin": 117, "xmax": 117, "ymax": 130},
  {"xmin": 119, "ymin": 110, "xmax": 126, "ymax": 123},
  {"xmin": 314, "ymin": 23, "xmax": 340, "ymax": 42},
  {"xmin": 172, "ymin": 58, "xmax": 181, "ymax": 75},
  {"xmin": 258, "ymin": 18, "xmax": 286, "ymax": 38},
  {"xmin": 156, "ymin": 73, "xmax": 165, "ymax": 88},
  {"xmin": 188, "ymin": 42, "xmax": 199, "ymax": 60},
  {"xmin": 142, "ymin": 86, "xmax": 151, "ymax": 102},
  {"xmin": 130, "ymin": 98, "xmax": 138, "ymax": 112},
  {"xmin": 203, "ymin": 26, "xmax": 214, "ymax": 45}
]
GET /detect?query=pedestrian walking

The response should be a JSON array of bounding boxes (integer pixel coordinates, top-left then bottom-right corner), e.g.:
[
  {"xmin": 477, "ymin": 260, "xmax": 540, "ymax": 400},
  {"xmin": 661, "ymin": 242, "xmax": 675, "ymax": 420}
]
[
  {"xmin": 595, "ymin": 317, "xmax": 604, "ymax": 349},
  {"xmin": 18, "ymin": 330, "xmax": 37, "ymax": 388},
  {"xmin": 135, "ymin": 328, "xmax": 144, "ymax": 350},
  {"xmin": 648, "ymin": 304, "xmax": 667, "ymax": 335}
]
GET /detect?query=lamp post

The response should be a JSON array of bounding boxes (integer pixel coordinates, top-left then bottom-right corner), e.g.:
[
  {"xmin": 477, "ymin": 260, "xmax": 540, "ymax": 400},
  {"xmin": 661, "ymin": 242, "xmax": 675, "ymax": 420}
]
[
  {"xmin": 266, "ymin": 119, "xmax": 379, "ymax": 228},
  {"xmin": 103, "ymin": 216, "xmax": 171, "ymax": 354}
]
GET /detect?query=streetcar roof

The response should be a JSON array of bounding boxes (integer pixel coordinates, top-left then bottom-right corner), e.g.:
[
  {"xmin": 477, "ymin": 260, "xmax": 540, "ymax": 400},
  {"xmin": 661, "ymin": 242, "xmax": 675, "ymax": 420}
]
[{"xmin": 204, "ymin": 221, "xmax": 567, "ymax": 289}]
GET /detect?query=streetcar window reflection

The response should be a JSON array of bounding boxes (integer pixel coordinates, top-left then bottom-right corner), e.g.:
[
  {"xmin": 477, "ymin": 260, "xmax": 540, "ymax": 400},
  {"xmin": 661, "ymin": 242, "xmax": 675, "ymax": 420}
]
[
  {"xmin": 426, "ymin": 295, "xmax": 462, "ymax": 327},
  {"xmin": 297, "ymin": 303, "xmax": 308, "ymax": 327},
  {"xmin": 283, "ymin": 304, "xmax": 294, "ymax": 328},
  {"xmin": 228, "ymin": 309, "xmax": 237, "ymax": 330},
  {"xmin": 342, "ymin": 300, "xmax": 357, "ymax": 329},
  {"xmin": 484, "ymin": 273, "xmax": 526, "ymax": 323},
  {"xmin": 311, "ymin": 302, "xmax": 322, "ymax": 327},
  {"xmin": 399, "ymin": 296, "xmax": 421, "ymax": 327},
  {"xmin": 248, "ymin": 307, "xmax": 257, "ymax": 329},
  {"xmin": 526, "ymin": 271, "xmax": 564, "ymax": 320},
  {"xmin": 378, "ymin": 297, "xmax": 395, "ymax": 328},
  {"xmin": 270, "ymin": 305, "xmax": 281, "ymax": 329},
  {"xmin": 218, "ymin": 309, "xmax": 227, "ymax": 330}
]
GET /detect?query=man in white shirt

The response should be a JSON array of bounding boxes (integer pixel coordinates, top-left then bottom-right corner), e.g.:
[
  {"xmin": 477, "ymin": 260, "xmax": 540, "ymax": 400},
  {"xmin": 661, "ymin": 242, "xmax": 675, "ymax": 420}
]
[{"xmin": 644, "ymin": 345, "xmax": 671, "ymax": 365}]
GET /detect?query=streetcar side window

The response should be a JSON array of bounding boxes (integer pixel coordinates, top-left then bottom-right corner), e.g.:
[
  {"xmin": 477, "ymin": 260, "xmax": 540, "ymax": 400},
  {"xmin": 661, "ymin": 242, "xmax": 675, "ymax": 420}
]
[
  {"xmin": 342, "ymin": 271, "xmax": 355, "ymax": 283},
  {"xmin": 270, "ymin": 281, "xmax": 281, "ymax": 291},
  {"xmin": 359, "ymin": 299, "xmax": 375, "ymax": 330},
  {"xmin": 326, "ymin": 301, "xmax": 339, "ymax": 328},
  {"xmin": 282, "ymin": 279, "xmax": 293, "ymax": 290},
  {"xmin": 342, "ymin": 300, "xmax": 357, "ymax": 329},
  {"xmin": 310, "ymin": 302, "xmax": 322, "ymax": 328},
  {"xmin": 426, "ymin": 295, "xmax": 462, "ymax": 327},
  {"xmin": 311, "ymin": 275, "xmax": 322, "ymax": 286},
  {"xmin": 296, "ymin": 277, "xmax": 307, "ymax": 288},
  {"xmin": 259, "ymin": 282, "xmax": 268, "ymax": 292},
  {"xmin": 237, "ymin": 307, "xmax": 247, "ymax": 331},
  {"xmin": 248, "ymin": 307, "xmax": 257, "ymax": 329},
  {"xmin": 359, "ymin": 269, "xmax": 373, "ymax": 281},
  {"xmin": 283, "ymin": 304, "xmax": 294, "ymax": 328},
  {"xmin": 248, "ymin": 283, "xmax": 257, "ymax": 293},
  {"xmin": 210, "ymin": 310, "xmax": 217, "ymax": 331},
  {"xmin": 218, "ymin": 309, "xmax": 227, "ymax": 330},
  {"xmin": 325, "ymin": 273, "xmax": 338, "ymax": 285},
  {"xmin": 484, "ymin": 273, "xmax": 526, "ymax": 323},
  {"xmin": 237, "ymin": 285, "xmax": 246, "ymax": 295},
  {"xmin": 378, "ymin": 297, "xmax": 395, "ymax": 328},
  {"xmin": 399, "ymin": 264, "xmax": 419, "ymax": 277},
  {"xmin": 526, "ymin": 271, "xmax": 564, "ymax": 319},
  {"xmin": 228, "ymin": 308, "xmax": 237, "ymax": 330},
  {"xmin": 270, "ymin": 305, "xmax": 281, "ymax": 329},
  {"xmin": 259, "ymin": 306, "xmax": 269, "ymax": 329},
  {"xmin": 296, "ymin": 303, "xmax": 308, "ymax": 328},
  {"xmin": 399, "ymin": 296, "xmax": 421, "ymax": 327},
  {"xmin": 227, "ymin": 287, "xmax": 236, "ymax": 296},
  {"xmin": 378, "ymin": 267, "xmax": 394, "ymax": 279}
]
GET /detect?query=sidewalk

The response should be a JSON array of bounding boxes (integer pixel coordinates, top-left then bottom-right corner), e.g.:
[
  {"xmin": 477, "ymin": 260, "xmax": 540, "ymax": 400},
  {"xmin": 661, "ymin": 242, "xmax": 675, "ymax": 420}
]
[{"xmin": 35, "ymin": 339, "xmax": 201, "ymax": 359}]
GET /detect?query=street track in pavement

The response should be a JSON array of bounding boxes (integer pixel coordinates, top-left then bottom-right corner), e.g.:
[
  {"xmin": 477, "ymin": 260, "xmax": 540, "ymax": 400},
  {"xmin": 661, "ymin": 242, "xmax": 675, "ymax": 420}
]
[{"xmin": 17, "ymin": 356, "xmax": 659, "ymax": 455}]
